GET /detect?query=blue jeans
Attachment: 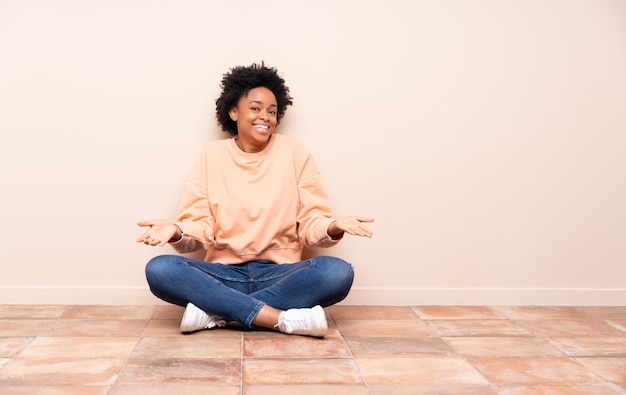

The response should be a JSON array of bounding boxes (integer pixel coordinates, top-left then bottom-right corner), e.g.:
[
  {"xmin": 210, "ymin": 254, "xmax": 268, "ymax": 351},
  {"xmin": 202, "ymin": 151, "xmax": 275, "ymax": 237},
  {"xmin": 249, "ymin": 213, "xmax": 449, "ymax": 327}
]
[{"xmin": 145, "ymin": 255, "xmax": 354, "ymax": 327}]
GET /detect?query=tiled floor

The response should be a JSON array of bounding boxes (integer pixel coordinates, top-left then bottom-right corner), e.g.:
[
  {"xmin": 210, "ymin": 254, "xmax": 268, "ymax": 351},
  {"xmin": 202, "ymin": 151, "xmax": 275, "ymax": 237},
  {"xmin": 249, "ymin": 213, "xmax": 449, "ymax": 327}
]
[{"xmin": 1, "ymin": 305, "xmax": 625, "ymax": 394}]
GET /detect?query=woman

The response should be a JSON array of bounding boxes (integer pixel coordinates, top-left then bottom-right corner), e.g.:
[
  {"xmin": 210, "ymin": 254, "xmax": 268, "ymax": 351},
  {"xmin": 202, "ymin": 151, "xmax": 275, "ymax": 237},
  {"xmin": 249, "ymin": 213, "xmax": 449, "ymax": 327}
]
[{"xmin": 137, "ymin": 62, "xmax": 373, "ymax": 337}]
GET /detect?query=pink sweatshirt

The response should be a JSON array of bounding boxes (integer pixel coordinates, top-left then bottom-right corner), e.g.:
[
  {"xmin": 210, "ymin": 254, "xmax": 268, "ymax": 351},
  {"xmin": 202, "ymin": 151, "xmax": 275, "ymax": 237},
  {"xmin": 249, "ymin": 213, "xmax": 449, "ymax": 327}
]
[{"xmin": 172, "ymin": 134, "xmax": 340, "ymax": 264}]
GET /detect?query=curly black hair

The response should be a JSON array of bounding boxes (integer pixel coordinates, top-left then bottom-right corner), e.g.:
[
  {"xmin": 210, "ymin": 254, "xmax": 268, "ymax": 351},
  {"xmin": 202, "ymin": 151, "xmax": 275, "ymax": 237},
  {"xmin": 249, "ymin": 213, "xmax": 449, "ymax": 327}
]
[{"xmin": 215, "ymin": 62, "xmax": 294, "ymax": 136}]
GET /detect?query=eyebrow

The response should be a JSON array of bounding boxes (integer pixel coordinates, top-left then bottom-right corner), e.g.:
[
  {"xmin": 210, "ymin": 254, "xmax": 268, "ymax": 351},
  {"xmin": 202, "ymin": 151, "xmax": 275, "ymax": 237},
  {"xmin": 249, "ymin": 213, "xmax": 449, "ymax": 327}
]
[{"xmin": 248, "ymin": 100, "xmax": 278, "ymax": 107}]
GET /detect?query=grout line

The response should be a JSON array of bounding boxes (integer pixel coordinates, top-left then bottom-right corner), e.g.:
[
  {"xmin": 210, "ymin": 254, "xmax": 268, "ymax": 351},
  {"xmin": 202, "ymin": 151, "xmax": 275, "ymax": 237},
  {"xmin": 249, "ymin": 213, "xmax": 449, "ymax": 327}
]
[
  {"xmin": 240, "ymin": 331, "xmax": 244, "ymax": 395},
  {"xmin": 328, "ymin": 308, "xmax": 375, "ymax": 395},
  {"xmin": 434, "ymin": 321, "xmax": 499, "ymax": 393},
  {"xmin": 105, "ymin": 309, "xmax": 148, "ymax": 394}
]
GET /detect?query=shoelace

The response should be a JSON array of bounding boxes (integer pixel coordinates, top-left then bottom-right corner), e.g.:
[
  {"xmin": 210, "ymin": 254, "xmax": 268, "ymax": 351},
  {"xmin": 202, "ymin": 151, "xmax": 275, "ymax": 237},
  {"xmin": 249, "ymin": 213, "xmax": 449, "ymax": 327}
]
[
  {"xmin": 276, "ymin": 314, "xmax": 307, "ymax": 333},
  {"xmin": 207, "ymin": 314, "xmax": 227, "ymax": 328}
]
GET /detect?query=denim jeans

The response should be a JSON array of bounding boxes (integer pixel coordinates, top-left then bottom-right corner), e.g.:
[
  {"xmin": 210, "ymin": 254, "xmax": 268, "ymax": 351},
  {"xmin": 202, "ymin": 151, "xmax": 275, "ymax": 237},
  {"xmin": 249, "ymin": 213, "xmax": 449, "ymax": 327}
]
[{"xmin": 145, "ymin": 255, "xmax": 354, "ymax": 327}]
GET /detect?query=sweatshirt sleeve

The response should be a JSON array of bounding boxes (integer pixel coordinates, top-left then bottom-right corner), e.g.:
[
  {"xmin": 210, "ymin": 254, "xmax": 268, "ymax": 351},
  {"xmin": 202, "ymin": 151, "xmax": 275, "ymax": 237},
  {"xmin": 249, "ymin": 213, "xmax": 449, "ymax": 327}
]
[
  {"xmin": 170, "ymin": 151, "xmax": 216, "ymax": 253},
  {"xmin": 296, "ymin": 152, "xmax": 340, "ymax": 249}
]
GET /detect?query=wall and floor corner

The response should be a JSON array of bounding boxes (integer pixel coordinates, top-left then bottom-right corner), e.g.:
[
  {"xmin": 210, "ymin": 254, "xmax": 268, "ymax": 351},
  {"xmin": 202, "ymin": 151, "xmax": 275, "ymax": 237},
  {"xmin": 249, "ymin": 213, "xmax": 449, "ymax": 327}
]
[{"xmin": 1, "ymin": 0, "xmax": 625, "ymax": 306}]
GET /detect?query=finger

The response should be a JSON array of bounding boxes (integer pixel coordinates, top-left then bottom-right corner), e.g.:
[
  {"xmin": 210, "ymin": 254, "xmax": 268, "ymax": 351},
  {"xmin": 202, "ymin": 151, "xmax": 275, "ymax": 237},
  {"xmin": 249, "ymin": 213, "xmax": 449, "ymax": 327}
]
[
  {"xmin": 350, "ymin": 225, "xmax": 372, "ymax": 238},
  {"xmin": 137, "ymin": 220, "xmax": 155, "ymax": 227},
  {"xmin": 356, "ymin": 217, "xmax": 375, "ymax": 223},
  {"xmin": 135, "ymin": 230, "xmax": 152, "ymax": 243},
  {"xmin": 357, "ymin": 229, "xmax": 372, "ymax": 237},
  {"xmin": 346, "ymin": 227, "xmax": 364, "ymax": 236}
]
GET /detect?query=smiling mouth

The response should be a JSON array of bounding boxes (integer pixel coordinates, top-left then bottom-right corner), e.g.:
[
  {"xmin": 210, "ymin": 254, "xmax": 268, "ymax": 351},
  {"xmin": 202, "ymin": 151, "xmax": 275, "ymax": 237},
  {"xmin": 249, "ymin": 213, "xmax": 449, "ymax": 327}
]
[{"xmin": 254, "ymin": 125, "xmax": 269, "ymax": 131}]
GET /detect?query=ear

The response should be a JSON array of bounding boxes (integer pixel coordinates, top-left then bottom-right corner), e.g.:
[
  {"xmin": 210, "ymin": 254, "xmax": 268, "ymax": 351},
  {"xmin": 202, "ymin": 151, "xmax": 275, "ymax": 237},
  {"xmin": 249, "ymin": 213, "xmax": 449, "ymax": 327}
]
[{"xmin": 229, "ymin": 107, "xmax": 238, "ymax": 122}]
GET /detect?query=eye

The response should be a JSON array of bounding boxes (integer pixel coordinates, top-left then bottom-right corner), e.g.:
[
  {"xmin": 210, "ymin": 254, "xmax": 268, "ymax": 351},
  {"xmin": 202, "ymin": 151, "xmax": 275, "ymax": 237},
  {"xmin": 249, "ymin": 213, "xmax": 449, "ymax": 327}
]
[
  {"xmin": 268, "ymin": 110, "xmax": 277, "ymax": 116},
  {"xmin": 250, "ymin": 107, "xmax": 260, "ymax": 111}
]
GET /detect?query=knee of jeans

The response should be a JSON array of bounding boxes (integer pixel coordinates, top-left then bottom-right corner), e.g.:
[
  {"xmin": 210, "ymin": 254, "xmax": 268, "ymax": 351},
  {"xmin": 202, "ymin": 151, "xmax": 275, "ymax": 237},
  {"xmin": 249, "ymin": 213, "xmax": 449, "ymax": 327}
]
[
  {"xmin": 341, "ymin": 260, "xmax": 355, "ymax": 286},
  {"xmin": 315, "ymin": 256, "xmax": 354, "ymax": 284},
  {"xmin": 145, "ymin": 255, "xmax": 175, "ymax": 283}
]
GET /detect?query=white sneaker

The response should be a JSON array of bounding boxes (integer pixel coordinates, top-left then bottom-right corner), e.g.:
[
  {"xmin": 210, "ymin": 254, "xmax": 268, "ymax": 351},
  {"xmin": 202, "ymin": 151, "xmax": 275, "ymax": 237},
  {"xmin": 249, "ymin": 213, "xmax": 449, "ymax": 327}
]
[
  {"xmin": 180, "ymin": 303, "xmax": 227, "ymax": 333},
  {"xmin": 277, "ymin": 305, "xmax": 328, "ymax": 337}
]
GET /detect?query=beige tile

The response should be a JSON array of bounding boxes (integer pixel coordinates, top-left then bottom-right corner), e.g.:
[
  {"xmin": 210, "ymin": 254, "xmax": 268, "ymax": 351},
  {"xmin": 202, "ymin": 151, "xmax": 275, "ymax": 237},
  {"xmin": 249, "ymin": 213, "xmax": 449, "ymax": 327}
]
[
  {"xmin": 426, "ymin": 319, "xmax": 529, "ymax": 337},
  {"xmin": 548, "ymin": 337, "xmax": 626, "ymax": 357},
  {"xmin": 243, "ymin": 384, "xmax": 371, "ymax": 395},
  {"xmin": 445, "ymin": 336, "xmax": 564, "ymax": 358},
  {"xmin": 0, "ymin": 358, "xmax": 124, "ymax": 385},
  {"xmin": 605, "ymin": 319, "xmax": 626, "ymax": 332},
  {"xmin": 495, "ymin": 306, "xmax": 590, "ymax": 320},
  {"xmin": 2, "ymin": 304, "xmax": 624, "ymax": 391},
  {"xmin": 0, "ymin": 305, "xmax": 69, "ymax": 319},
  {"xmin": 328, "ymin": 306, "xmax": 417, "ymax": 320},
  {"xmin": 325, "ymin": 320, "xmax": 343, "ymax": 337},
  {"xmin": 0, "ymin": 386, "xmax": 109, "ymax": 395},
  {"xmin": 142, "ymin": 318, "xmax": 241, "ymax": 337},
  {"xmin": 242, "ymin": 328, "xmax": 289, "ymax": 338},
  {"xmin": 243, "ymin": 321, "xmax": 342, "ymax": 338},
  {"xmin": 110, "ymin": 384, "xmax": 240, "ymax": 395},
  {"xmin": 517, "ymin": 318, "xmax": 626, "ymax": 337},
  {"xmin": 412, "ymin": 306, "xmax": 503, "ymax": 320},
  {"xmin": 131, "ymin": 336, "xmax": 241, "ymax": 358},
  {"xmin": 370, "ymin": 384, "xmax": 498, "ymax": 394},
  {"xmin": 63, "ymin": 305, "xmax": 156, "ymax": 319},
  {"xmin": 117, "ymin": 358, "xmax": 240, "ymax": 385},
  {"xmin": 345, "ymin": 336, "xmax": 455, "ymax": 357},
  {"xmin": 335, "ymin": 319, "xmax": 436, "ymax": 337},
  {"xmin": 575, "ymin": 357, "xmax": 626, "ymax": 386},
  {"xmin": 495, "ymin": 383, "xmax": 626, "ymax": 394},
  {"xmin": 141, "ymin": 318, "xmax": 183, "ymax": 336},
  {"xmin": 244, "ymin": 335, "xmax": 350, "ymax": 358},
  {"xmin": 574, "ymin": 306, "xmax": 626, "ymax": 319},
  {"xmin": 17, "ymin": 337, "xmax": 138, "ymax": 359},
  {"xmin": 355, "ymin": 357, "xmax": 488, "ymax": 384},
  {"xmin": 0, "ymin": 319, "xmax": 54, "ymax": 336},
  {"xmin": 41, "ymin": 318, "xmax": 148, "ymax": 337},
  {"xmin": 152, "ymin": 305, "xmax": 185, "ymax": 320},
  {"xmin": 469, "ymin": 357, "xmax": 605, "ymax": 385},
  {"xmin": 244, "ymin": 358, "xmax": 363, "ymax": 384},
  {"xmin": 0, "ymin": 337, "xmax": 32, "ymax": 357}
]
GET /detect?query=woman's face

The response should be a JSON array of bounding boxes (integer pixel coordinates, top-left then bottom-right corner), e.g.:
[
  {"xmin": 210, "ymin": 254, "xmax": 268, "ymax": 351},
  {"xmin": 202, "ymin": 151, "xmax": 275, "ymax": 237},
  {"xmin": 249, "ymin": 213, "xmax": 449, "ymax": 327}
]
[{"xmin": 229, "ymin": 87, "xmax": 278, "ymax": 153}]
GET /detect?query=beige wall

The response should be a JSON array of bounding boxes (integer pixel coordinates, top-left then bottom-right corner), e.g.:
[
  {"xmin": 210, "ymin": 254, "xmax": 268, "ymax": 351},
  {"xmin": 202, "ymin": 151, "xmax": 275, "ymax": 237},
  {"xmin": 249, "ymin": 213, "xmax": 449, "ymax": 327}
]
[{"xmin": 1, "ymin": 0, "xmax": 625, "ymax": 305}]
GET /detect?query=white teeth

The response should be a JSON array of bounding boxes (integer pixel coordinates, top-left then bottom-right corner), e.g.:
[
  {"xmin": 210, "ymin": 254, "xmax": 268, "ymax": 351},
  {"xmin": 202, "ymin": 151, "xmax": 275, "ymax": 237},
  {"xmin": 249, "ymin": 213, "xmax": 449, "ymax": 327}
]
[{"xmin": 255, "ymin": 125, "xmax": 268, "ymax": 130}]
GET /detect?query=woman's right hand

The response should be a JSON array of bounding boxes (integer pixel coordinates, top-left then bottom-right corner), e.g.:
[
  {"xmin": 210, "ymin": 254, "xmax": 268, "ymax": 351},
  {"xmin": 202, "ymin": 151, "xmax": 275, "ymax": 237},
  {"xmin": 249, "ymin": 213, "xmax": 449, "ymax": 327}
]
[
  {"xmin": 136, "ymin": 219, "xmax": 181, "ymax": 247},
  {"xmin": 328, "ymin": 216, "xmax": 374, "ymax": 239}
]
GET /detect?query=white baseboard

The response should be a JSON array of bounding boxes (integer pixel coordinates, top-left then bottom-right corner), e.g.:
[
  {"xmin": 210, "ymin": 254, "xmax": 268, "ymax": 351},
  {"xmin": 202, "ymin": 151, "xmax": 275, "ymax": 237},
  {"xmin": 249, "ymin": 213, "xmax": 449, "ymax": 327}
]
[
  {"xmin": 341, "ymin": 287, "xmax": 626, "ymax": 306},
  {"xmin": 1, "ymin": 286, "xmax": 625, "ymax": 306},
  {"xmin": 0, "ymin": 286, "xmax": 164, "ymax": 305}
]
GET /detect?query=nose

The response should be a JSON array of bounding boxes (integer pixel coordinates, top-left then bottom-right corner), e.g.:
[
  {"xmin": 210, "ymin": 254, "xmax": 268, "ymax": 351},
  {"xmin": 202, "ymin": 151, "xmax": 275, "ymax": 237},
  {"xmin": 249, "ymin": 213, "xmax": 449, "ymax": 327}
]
[{"xmin": 259, "ymin": 108, "xmax": 269, "ymax": 120}]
